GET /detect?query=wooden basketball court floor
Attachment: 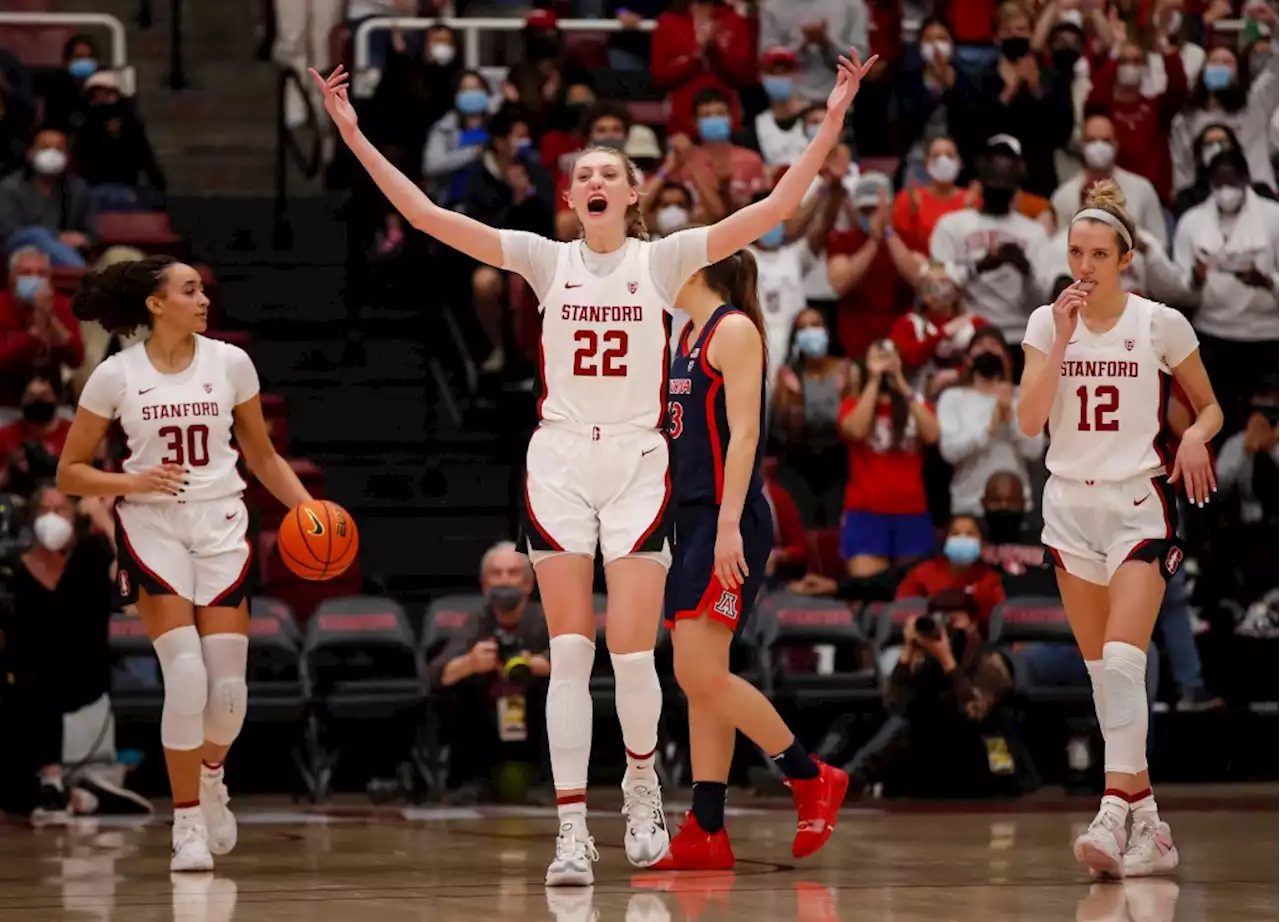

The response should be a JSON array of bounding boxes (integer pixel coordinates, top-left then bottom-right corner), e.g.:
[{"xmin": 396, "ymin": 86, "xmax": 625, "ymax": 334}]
[{"xmin": 0, "ymin": 788, "xmax": 1274, "ymax": 922}]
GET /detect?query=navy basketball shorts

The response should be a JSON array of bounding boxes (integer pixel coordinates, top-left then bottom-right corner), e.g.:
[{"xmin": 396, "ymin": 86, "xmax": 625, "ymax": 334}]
[{"xmin": 664, "ymin": 494, "xmax": 774, "ymax": 633}]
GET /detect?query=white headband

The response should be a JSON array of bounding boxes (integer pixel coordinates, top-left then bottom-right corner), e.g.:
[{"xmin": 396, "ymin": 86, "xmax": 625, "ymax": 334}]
[{"xmin": 1072, "ymin": 208, "xmax": 1133, "ymax": 249}]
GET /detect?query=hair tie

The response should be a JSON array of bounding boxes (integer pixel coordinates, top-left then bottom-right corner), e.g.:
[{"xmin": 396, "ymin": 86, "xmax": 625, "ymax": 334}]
[{"xmin": 1071, "ymin": 208, "xmax": 1133, "ymax": 249}]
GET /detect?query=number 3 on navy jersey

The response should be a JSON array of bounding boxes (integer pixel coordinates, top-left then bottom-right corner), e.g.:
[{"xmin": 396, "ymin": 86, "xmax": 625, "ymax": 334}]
[{"xmin": 667, "ymin": 401, "xmax": 684, "ymax": 439}]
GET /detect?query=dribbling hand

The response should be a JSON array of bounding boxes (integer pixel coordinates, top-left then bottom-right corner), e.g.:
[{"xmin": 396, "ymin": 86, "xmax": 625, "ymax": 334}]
[
  {"xmin": 714, "ymin": 522, "xmax": 748, "ymax": 592},
  {"xmin": 1052, "ymin": 281, "xmax": 1087, "ymax": 345},
  {"xmin": 134, "ymin": 463, "xmax": 186, "ymax": 496},
  {"xmin": 308, "ymin": 65, "xmax": 358, "ymax": 136},
  {"xmin": 824, "ymin": 48, "xmax": 880, "ymax": 123},
  {"xmin": 1169, "ymin": 436, "xmax": 1217, "ymax": 507}
]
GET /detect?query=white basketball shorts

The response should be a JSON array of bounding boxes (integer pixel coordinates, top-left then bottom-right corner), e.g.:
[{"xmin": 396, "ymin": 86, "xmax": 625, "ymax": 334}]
[
  {"xmin": 114, "ymin": 498, "xmax": 252, "ymax": 607},
  {"xmin": 1041, "ymin": 474, "xmax": 1183, "ymax": 586},
  {"xmin": 521, "ymin": 422, "xmax": 673, "ymax": 567}
]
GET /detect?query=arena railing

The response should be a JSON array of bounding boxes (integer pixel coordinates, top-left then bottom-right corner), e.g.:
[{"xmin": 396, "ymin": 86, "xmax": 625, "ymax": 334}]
[{"xmin": 0, "ymin": 12, "xmax": 134, "ymax": 95}]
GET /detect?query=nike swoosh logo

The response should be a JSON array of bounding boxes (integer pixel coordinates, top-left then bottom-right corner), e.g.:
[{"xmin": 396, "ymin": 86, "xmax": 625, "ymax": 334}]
[
  {"xmin": 564, "ymin": 282, "xmax": 584, "ymax": 289},
  {"xmin": 1068, "ymin": 341, "xmax": 1079, "ymax": 346},
  {"xmin": 641, "ymin": 447, "xmax": 658, "ymax": 456},
  {"xmin": 138, "ymin": 387, "xmax": 156, "ymax": 395},
  {"xmin": 1133, "ymin": 495, "xmax": 1150, "ymax": 506},
  {"xmin": 226, "ymin": 512, "xmax": 237, "ymax": 520}
]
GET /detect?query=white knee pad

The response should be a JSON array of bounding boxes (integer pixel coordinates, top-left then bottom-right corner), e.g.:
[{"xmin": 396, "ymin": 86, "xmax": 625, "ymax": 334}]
[
  {"xmin": 1101, "ymin": 641, "xmax": 1149, "ymax": 774},
  {"xmin": 547, "ymin": 634, "xmax": 596, "ymax": 789},
  {"xmin": 154, "ymin": 626, "xmax": 208, "ymax": 751},
  {"xmin": 201, "ymin": 634, "xmax": 249, "ymax": 746},
  {"xmin": 610, "ymin": 649, "xmax": 661, "ymax": 757},
  {"xmin": 1085, "ymin": 658, "xmax": 1106, "ymax": 729}
]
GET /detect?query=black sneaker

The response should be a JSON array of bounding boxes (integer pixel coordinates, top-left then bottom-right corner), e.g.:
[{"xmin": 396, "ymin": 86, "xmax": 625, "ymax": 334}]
[
  {"xmin": 30, "ymin": 782, "xmax": 70, "ymax": 827},
  {"xmin": 1176, "ymin": 688, "xmax": 1225, "ymax": 712}
]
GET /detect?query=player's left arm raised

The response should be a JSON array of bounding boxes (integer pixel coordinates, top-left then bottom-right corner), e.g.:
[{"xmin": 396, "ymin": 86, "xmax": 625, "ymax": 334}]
[
  {"xmin": 710, "ymin": 314, "xmax": 764, "ymax": 591},
  {"xmin": 1163, "ymin": 308, "xmax": 1223, "ymax": 506},
  {"xmin": 704, "ymin": 48, "xmax": 878, "ymax": 264},
  {"xmin": 233, "ymin": 395, "xmax": 314, "ymax": 510}
]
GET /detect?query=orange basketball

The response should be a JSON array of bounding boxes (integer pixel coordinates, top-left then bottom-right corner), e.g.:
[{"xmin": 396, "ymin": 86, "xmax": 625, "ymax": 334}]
[{"xmin": 277, "ymin": 500, "xmax": 359, "ymax": 581}]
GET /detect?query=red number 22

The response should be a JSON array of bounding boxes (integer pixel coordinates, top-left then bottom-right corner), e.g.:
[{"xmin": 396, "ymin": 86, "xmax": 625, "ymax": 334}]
[{"xmin": 573, "ymin": 330, "xmax": 628, "ymax": 377}]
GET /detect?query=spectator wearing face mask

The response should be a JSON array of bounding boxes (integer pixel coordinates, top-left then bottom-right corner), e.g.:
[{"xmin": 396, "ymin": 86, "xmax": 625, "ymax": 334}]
[
  {"xmin": 929, "ymin": 138, "xmax": 1048, "ymax": 345},
  {"xmin": 937, "ymin": 328, "xmax": 1042, "ymax": 517},
  {"xmin": 771, "ymin": 309, "xmax": 858, "ymax": 527},
  {"xmin": 651, "ymin": 0, "xmax": 756, "ymax": 139},
  {"xmin": 890, "ymin": 262, "xmax": 989, "ymax": 395},
  {"xmin": 666, "ymin": 88, "xmax": 770, "ymax": 217},
  {"xmin": 978, "ymin": 469, "xmax": 1057, "ymax": 596},
  {"xmin": 33, "ymin": 34, "xmax": 99, "ymax": 135},
  {"xmin": 897, "ymin": 19, "xmax": 962, "ymax": 181},
  {"xmin": 365, "ymin": 23, "xmax": 462, "ymax": 162},
  {"xmin": 1170, "ymin": 32, "xmax": 1279, "ymax": 198},
  {"xmin": 646, "ymin": 181, "xmax": 696, "ymax": 243},
  {"xmin": 746, "ymin": 47, "xmax": 812, "ymax": 167},
  {"xmin": 501, "ymin": 8, "xmax": 570, "ymax": 137},
  {"xmin": 757, "ymin": 0, "xmax": 869, "ymax": 104},
  {"xmin": 0, "ymin": 128, "xmax": 98, "ymax": 268},
  {"xmin": 828, "ymin": 173, "xmax": 920, "ymax": 362},
  {"xmin": 892, "ymin": 135, "xmax": 968, "ymax": 255},
  {"xmin": 1086, "ymin": 39, "xmax": 1188, "ymax": 205},
  {"xmin": 930, "ymin": 0, "xmax": 999, "ymax": 76},
  {"xmin": 457, "ymin": 107, "xmax": 554, "ymax": 377},
  {"xmin": 1174, "ymin": 148, "xmax": 1279, "ymax": 426},
  {"xmin": 1051, "ymin": 111, "xmax": 1167, "ymax": 247},
  {"xmin": 1171, "ymin": 122, "xmax": 1277, "ymax": 221},
  {"xmin": 0, "ymin": 377, "xmax": 71, "ymax": 477},
  {"xmin": 0, "ymin": 248, "xmax": 84, "ymax": 406},
  {"xmin": 837, "ymin": 340, "xmax": 940, "ymax": 578},
  {"xmin": 1040, "ymin": 21, "xmax": 1091, "ymax": 184},
  {"xmin": 538, "ymin": 75, "xmax": 597, "ymax": 188},
  {"xmin": 895, "ymin": 514, "xmax": 1007, "ymax": 628},
  {"xmin": 428, "ymin": 542, "xmax": 550, "ymax": 802},
  {"xmin": 72, "ymin": 72, "xmax": 166, "ymax": 213},
  {"xmin": 423, "ymin": 70, "xmax": 494, "ymax": 204},
  {"xmin": 948, "ymin": 2, "xmax": 1073, "ymax": 198}
]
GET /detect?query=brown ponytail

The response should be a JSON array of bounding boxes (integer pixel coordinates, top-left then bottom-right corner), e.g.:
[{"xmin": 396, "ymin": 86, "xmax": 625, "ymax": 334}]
[{"xmin": 701, "ymin": 249, "xmax": 767, "ymax": 367}]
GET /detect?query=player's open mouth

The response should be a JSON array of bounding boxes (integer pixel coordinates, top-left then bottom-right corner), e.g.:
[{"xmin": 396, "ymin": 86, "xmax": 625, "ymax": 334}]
[
  {"xmin": 1077, "ymin": 279, "xmax": 1097, "ymax": 292},
  {"xmin": 587, "ymin": 195, "xmax": 608, "ymax": 214}
]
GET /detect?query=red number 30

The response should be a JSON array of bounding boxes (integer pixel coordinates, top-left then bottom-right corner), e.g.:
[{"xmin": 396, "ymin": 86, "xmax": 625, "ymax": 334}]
[{"xmin": 159, "ymin": 425, "xmax": 211, "ymax": 466}]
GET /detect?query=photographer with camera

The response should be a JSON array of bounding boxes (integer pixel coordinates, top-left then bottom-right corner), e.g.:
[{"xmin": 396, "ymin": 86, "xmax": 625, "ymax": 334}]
[
  {"xmin": 429, "ymin": 541, "xmax": 550, "ymax": 802},
  {"xmin": 824, "ymin": 588, "xmax": 1034, "ymax": 800}
]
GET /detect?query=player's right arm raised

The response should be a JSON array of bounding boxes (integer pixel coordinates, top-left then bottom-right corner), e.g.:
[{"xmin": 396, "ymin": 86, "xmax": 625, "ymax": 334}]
[
  {"xmin": 1017, "ymin": 282, "xmax": 1086, "ymax": 437},
  {"xmin": 311, "ymin": 66, "xmax": 504, "ymax": 268}
]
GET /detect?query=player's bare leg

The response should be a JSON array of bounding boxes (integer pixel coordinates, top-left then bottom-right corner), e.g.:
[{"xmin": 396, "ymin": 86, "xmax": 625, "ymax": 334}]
[
  {"xmin": 138, "ymin": 590, "xmax": 213, "ymax": 872},
  {"xmin": 195, "ymin": 602, "xmax": 250, "ymax": 857},
  {"xmin": 537, "ymin": 553, "xmax": 600, "ymax": 886},
  {"xmin": 604, "ymin": 555, "xmax": 669, "ymax": 868}
]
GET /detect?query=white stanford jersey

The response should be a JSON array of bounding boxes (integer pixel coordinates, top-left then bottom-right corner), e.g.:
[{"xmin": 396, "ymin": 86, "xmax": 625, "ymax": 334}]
[
  {"xmin": 1023, "ymin": 294, "xmax": 1199, "ymax": 483},
  {"xmin": 78, "ymin": 336, "xmax": 260, "ymax": 503},
  {"xmin": 537, "ymin": 238, "xmax": 673, "ymax": 428}
]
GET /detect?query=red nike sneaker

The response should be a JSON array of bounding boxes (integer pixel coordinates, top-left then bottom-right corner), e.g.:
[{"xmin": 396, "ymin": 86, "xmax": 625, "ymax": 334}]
[
  {"xmin": 651, "ymin": 813, "xmax": 735, "ymax": 870},
  {"xmin": 789, "ymin": 760, "xmax": 849, "ymax": 858}
]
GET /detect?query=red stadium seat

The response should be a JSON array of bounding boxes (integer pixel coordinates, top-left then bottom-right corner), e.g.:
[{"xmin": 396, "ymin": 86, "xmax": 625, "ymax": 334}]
[
  {"xmin": 0, "ymin": 23, "xmax": 78, "ymax": 67},
  {"xmin": 625, "ymin": 100, "xmax": 669, "ymax": 127},
  {"xmin": 49, "ymin": 266, "xmax": 85, "ymax": 297},
  {"xmin": 258, "ymin": 529, "xmax": 363, "ymax": 623},
  {"xmin": 806, "ymin": 527, "xmax": 845, "ymax": 580},
  {"xmin": 97, "ymin": 212, "xmax": 183, "ymax": 253},
  {"xmin": 245, "ymin": 458, "xmax": 325, "ymax": 530},
  {"xmin": 562, "ymin": 32, "xmax": 608, "ymax": 68}
]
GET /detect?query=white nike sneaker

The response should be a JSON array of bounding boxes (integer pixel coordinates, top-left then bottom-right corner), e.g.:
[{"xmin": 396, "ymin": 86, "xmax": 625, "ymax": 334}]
[
  {"xmin": 1073, "ymin": 810, "xmax": 1128, "ymax": 879},
  {"xmin": 621, "ymin": 778, "xmax": 669, "ymax": 868},
  {"xmin": 545, "ymin": 824, "xmax": 599, "ymax": 887},
  {"xmin": 200, "ymin": 771, "xmax": 237, "ymax": 856},
  {"xmin": 1123, "ymin": 820, "xmax": 1179, "ymax": 878},
  {"xmin": 170, "ymin": 820, "xmax": 215, "ymax": 872}
]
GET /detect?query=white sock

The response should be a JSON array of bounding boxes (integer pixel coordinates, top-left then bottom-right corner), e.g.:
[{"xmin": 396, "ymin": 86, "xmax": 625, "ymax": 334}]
[
  {"xmin": 1101, "ymin": 641, "xmax": 1149, "ymax": 775},
  {"xmin": 1130, "ymin": 789, "xmax": 1160, "ymax": 826},
  {"xmin": 610, "ymin": 650, "xmax": 662, "ymax": 786},
  {"xmin": 556, "ymin": 795, "xmax": 588, "ymax": 838},
  {"xmin": 173, "ymin": 805, "xmax": 203, "ymax": 827},
  {"xmin": 547, "ymin": 634, "xmax": 596, "ymax": 796},
  {"xmin": 201, "ymin": 763, "xmax": 224, "ymax": 782},
  {"xmin": 1084, "ymin": 658, "xmax": 1106, "ymax": 729}
]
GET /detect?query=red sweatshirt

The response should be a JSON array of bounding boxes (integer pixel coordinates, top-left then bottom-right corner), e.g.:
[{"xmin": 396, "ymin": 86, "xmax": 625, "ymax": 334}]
[
  {"xmin": 896, "ymin": 556, "xmax": 1007, "ymax": 630},
  {"xmin": 650, "ymin": 7, "xmax": 756, "ymax": 138},
  {"xmin": 1088, "ymin": 52, "xmax": 1188, "ymax": 204},
  {"xmin": 764, "ymin": 476, "xmax": 807, "ymax": 576},
  {"xmin": 0, "ymin": 290, "xmax": 84, "ymax": 403}
]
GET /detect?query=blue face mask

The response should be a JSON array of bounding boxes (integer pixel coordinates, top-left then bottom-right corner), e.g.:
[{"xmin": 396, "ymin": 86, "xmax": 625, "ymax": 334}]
[
  {"xmin": 944, "ymin": 535, "xmax": 982, "ymax": 567},
  {"xmin": 68, "ymin": 58, "xmax": 97, "ymax": 79},
  {"xmin": 794, "ymin": 326, "xmax": 829, "ymax": 359},
  {"xmin": 1203, "ymin": 63, "xmax": 1234, "ymax": 92},
  {"xmin": 514, "ymin": 136, "xmax": 532, "ymax": 152},
  {"xmin": 762, "ymin": 76, "xmax": 793, "ymax": 102},
  {"xmin": 857, "ymin": 215, "xmax": 872, "ymax": 235},
  {"xmin": 758, "ymin": 224, "xmax": 785, "ymax": 248},
  {"xmin": 697, "ymin": 114, "xmax": 732, "ymax": 144},
  {"xmin": 456, "ymin": 88, "xmax": 489, "ymax": 115},
  {"xmin": 14, "ymin": 275, "xmax": 43, "ymax": 302}
]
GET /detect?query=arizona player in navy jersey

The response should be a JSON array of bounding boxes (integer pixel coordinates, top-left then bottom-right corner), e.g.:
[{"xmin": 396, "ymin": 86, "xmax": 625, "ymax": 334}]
[{"xmin": 654, "ymin": 249, "xmax": 849, "ymax": 871}]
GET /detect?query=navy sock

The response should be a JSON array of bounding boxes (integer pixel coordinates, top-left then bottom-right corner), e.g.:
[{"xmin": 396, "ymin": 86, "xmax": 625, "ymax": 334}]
[
  {"xmin": 690, "ymin": 781, "xmax": 727, "ymax": 834},
  {"xmin": 772, "ymin": 739, "xmax": 819, "ymax": 780}
]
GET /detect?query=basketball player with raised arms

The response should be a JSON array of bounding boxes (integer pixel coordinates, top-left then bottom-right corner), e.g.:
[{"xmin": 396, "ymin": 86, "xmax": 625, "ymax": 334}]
[
  {"xmin": 311, "ymin": 49, "xmax": 876, "ymax": 885},
  {"xmin": 657, "ymin": 249, "xmax": 847, "ymax": 870},
  {"xmin": 1019, "ymin": 181, "xmax": 1221, "ymax": 879},
  {"xmin": 56, "ymin": 257, "xmax": 315, "ymax": 871}
]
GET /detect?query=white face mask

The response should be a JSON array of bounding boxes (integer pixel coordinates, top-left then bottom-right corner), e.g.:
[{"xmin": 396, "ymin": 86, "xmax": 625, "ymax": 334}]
[
  {"xmin": 1058, "ymin": 9, "xmax": 1084, "ymax": 28},
  {"xmin": 927, "ymin": 154, "xmax": 961, "ymax": 184},
  {"xmin": 1213, "ymin": 184, "xmax": 1245, "ymax": 213},
  {"xmin": 1116, "ymin": 64, "xmax": 1144, "ymax": 87},
  {"xmin": 1082, "ymin": 139, "xmax": 1116, "ymax": 171},
  {"xmin": 922, "ymin": 40, "xmax": 953, "ymax": 65},
  {"xmin": 34, "ymin": 512, "xmax": 73, "ymax": 552},
  {"xmin": 428, "ymin": 43, "xmax": 455, "ymax": 65},
  {"xmin": 32, "ymin": 147, "xmax": 67, "ymax": 176},
  {"xmin": 655, "ymin": 204, "xmax": 690, "ymax": 236},
  {"xmin": 1166, "ymin": 10, "xmax": 1182, "ymax": 36}
]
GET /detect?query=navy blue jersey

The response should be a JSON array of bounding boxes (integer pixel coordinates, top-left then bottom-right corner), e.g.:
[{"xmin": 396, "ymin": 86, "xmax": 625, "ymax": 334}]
[{"xmin": 667, "ymin": 304, "xmax": 766, "ymax": 507}]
